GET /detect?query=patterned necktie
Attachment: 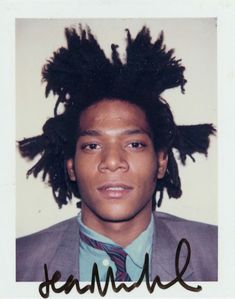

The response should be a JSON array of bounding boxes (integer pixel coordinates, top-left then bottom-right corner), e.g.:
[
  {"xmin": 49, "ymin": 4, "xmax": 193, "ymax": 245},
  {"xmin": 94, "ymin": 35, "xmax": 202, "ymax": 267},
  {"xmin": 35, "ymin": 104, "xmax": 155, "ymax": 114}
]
[{"xmin": 79, "ymin": 230, "xmax": 132, "ymax": 281}]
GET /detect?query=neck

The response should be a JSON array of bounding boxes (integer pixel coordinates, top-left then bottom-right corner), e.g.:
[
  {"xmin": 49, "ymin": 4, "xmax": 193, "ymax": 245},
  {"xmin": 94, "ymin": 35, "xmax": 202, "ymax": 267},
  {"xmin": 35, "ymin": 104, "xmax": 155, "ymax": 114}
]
[{"xmin": 81, "ymin": 204, "xmax": 152, "ymax": 247}]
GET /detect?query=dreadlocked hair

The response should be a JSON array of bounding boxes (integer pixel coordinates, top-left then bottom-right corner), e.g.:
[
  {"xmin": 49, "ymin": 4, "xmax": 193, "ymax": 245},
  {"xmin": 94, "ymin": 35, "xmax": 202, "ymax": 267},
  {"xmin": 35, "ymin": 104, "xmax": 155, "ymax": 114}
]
[{"xmin": 18, "ymin": 25, "xmax": 215, "ymax": 209}]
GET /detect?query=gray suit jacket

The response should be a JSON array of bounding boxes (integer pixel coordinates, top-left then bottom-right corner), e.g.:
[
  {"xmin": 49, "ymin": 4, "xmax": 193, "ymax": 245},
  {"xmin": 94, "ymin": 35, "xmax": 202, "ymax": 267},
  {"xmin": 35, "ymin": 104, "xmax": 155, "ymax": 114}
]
[{"xmin": 16, "ymin": 212, "xmax": 217, "ymax": 281}]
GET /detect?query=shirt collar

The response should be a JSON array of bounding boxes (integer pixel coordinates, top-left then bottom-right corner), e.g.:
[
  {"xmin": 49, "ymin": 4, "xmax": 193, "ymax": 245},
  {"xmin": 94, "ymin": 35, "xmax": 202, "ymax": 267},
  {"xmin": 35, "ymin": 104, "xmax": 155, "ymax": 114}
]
[
  {"xmin": 125, "ymin": 215, "xmax": 153, "ymax": 267},
  {"xmin": 77, "ymin": 212, "xmax": 154, "ymax": 268}
]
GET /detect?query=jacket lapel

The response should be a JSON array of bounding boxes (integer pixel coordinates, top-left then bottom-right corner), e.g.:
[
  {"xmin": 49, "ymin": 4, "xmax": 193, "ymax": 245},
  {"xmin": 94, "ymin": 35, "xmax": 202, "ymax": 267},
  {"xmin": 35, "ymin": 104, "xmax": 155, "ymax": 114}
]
[
  {"xmin": 151, "ymin": 213, "xmax": 193, "ymax": 281},
  {"xmin": 47, "ymin": 217, "xmax": 80, "ymax": 281}
]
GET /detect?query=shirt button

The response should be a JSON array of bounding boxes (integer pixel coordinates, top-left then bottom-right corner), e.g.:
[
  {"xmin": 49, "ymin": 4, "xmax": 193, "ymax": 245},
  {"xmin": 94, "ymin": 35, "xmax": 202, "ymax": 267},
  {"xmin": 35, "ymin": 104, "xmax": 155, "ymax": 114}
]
[{"xmin": 102, "ymin": 259, "xmax": 110, "ymax": 267}]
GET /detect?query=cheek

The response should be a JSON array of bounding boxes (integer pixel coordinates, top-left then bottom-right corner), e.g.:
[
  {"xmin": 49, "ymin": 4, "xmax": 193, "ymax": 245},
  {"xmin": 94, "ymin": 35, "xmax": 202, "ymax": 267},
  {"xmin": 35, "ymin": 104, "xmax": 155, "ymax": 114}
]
[
  {"xmin": 140, "ymin": 172, "xmax": 157, "ymax": 201},
  {"xmin": 74, "ymin": 156, "xmax": 98, "ymax": 195},
  {"xmin": 134, "ymin": 154, "xmax": 158, "ymax": 181},
  {"xmin": 74, "ymin": 151, "xmax": 95, "ymax": 178},
  {"xmin": 131, "ymin": 157, "xmax": 158, "ymax": 198}
]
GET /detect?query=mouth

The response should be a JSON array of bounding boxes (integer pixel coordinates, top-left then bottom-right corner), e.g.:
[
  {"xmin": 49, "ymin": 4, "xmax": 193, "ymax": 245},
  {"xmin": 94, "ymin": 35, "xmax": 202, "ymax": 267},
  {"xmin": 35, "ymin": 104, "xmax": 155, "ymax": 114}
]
[{"xmin": 97, "ymin": 183, "xmax": 133, "ymax": 199}]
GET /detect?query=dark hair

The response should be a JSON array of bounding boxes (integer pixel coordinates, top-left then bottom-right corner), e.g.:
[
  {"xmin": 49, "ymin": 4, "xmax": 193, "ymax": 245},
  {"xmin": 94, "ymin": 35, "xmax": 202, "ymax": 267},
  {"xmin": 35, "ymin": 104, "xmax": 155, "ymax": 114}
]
[{"xmin": 18, "ymin": 25, "xmax": 215, "ymax": 210}]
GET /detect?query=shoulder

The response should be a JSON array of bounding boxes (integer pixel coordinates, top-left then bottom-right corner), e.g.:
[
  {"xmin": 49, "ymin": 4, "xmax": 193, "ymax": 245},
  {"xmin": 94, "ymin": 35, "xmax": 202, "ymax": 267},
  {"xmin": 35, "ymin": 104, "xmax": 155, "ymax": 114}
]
[
  {"xmin": 17, "ymin": 217, "xmax": 78, "ymax": 249},
  {"xmin": 17, "ymin": 216, "xmax": 78, "ymax": 238},
  {"xmin": 16, "ymin": 217, "xmax": 79, "ymax": 281},
  {"xmin": 154, "ymin": 210, "xmax": 217, "ymax": 230},
  {"xmin": 153, "ymin": 211, "xmax": 217, "ymax": 241},
  {"xmin": 152, "ymin": 211, "xmax": 218, "ymax": 281}
]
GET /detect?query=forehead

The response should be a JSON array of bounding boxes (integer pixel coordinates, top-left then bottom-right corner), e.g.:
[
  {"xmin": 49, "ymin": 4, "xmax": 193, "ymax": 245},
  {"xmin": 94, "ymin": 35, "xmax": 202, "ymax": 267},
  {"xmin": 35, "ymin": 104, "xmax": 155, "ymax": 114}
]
[{"xmin": 79, "ymin": 99, "xmax": 150, "ymax": 132}]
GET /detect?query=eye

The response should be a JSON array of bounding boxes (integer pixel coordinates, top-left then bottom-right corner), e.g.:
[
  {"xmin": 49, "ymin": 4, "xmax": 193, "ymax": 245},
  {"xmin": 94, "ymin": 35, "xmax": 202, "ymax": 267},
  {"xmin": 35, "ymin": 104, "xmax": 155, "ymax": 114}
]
[
  {"xmin": 81, "ymin": 143, "xmax": 102, "ymax": 151},
  {"xmin": 127, "ymin": 142, "xmax": 147, "ymax": 150}
]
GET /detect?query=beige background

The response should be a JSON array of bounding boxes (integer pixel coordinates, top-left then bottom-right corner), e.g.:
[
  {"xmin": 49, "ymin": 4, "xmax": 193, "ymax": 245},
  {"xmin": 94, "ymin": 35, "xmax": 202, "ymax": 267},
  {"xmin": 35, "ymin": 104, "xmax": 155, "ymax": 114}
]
[{"xmin": 16, "ymin": 18, "xmax": 217, "ymax": 237}]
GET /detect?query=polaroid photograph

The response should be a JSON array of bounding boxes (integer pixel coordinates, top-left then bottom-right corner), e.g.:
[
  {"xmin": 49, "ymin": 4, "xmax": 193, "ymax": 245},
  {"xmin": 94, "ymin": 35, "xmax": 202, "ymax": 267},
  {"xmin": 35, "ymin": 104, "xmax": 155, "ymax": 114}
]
[{"xmin": 1, "ymin": 1, "xmax": 235, "ymax": 298}]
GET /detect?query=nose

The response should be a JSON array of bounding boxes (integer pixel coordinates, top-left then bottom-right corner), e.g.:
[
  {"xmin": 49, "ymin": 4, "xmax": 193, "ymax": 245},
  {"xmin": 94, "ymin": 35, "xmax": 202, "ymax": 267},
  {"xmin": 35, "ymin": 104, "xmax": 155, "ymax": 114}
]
[{"xmin": 98, "ymin": 145, "xmax": 129, "ymax": 173}]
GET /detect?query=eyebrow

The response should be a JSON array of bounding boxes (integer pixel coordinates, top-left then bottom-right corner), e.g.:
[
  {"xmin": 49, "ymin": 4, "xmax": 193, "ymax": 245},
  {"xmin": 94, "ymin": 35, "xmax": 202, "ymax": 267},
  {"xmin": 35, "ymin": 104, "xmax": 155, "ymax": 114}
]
[{"xmin": 78, "ymin": 128, "xmax": 151, "ymax": 137}]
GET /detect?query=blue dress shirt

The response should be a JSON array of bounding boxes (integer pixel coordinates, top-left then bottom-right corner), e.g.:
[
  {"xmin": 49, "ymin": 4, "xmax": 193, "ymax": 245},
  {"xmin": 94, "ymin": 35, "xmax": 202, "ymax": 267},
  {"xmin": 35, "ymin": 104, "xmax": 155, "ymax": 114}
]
[{"xmin": 77, "ymin": 213, "xmax": 153, "ymax": 281}]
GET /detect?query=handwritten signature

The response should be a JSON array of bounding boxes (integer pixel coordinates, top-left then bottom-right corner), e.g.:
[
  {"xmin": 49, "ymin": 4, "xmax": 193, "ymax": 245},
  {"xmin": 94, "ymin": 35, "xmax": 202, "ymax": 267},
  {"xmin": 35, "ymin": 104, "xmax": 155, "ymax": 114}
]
[{"xmin": 38, "ymin": 238, "xmax": 202, "ymax": 298}]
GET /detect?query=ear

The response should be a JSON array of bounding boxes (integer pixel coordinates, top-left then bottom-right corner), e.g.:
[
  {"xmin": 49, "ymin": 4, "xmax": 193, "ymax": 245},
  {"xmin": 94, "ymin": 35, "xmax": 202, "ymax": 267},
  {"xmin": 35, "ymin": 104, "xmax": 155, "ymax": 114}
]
[
  {"xmin": 66, "ymin": 158, "xmax": 76, "ymax": 181},
  {"xmin": 157, "ymin": 151, "xmax": 168, "ymax": 179}
]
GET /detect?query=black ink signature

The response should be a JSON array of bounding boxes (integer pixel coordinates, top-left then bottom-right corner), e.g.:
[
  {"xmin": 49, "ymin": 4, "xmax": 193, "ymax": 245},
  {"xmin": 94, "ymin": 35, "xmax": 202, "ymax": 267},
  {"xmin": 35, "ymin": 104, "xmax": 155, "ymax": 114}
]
[{"xmin": 38, "ymin": 238, "xmax": 202, "ymax": 298}]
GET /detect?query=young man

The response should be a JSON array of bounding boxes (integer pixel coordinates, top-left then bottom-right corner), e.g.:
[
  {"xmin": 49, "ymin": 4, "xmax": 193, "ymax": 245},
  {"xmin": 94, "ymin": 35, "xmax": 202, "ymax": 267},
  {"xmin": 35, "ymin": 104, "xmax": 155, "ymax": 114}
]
[{"xmin": 16, "ymin": 25, "xmax": 217, "ymax": 282}]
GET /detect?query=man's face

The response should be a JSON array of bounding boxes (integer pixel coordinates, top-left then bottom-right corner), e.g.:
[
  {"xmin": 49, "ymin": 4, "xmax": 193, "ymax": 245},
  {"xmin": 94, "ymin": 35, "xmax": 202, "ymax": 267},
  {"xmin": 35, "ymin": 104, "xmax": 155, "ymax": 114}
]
[{"xmin": 67, "ymin": 99, "xmax": 167, "ymax": 226}]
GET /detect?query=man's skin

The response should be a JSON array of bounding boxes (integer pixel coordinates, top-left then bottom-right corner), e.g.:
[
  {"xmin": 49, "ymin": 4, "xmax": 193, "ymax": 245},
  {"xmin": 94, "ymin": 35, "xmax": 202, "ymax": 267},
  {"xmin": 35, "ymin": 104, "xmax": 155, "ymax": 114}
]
[{"xmin": 66, "ymin": 99, "xmax": 168, "ymax": 247}]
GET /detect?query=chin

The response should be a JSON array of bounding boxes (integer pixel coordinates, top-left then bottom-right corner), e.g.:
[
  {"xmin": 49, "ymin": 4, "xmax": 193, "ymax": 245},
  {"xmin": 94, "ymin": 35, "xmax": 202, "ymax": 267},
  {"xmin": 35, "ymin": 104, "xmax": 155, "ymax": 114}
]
[
  {"xmin": 98, "ymin": 214, "xmax": 136, "ymax": 223},
  {"xmin": 95, "ymin": 207, "xmax": 144, "ymax": 223}
]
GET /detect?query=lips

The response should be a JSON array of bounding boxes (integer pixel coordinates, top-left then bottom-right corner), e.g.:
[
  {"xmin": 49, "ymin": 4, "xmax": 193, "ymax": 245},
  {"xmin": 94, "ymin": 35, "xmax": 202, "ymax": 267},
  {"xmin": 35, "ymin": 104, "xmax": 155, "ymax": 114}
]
[{"xmin": 97, "ymin": 183, "xmax": 133, "ymax": 199}]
